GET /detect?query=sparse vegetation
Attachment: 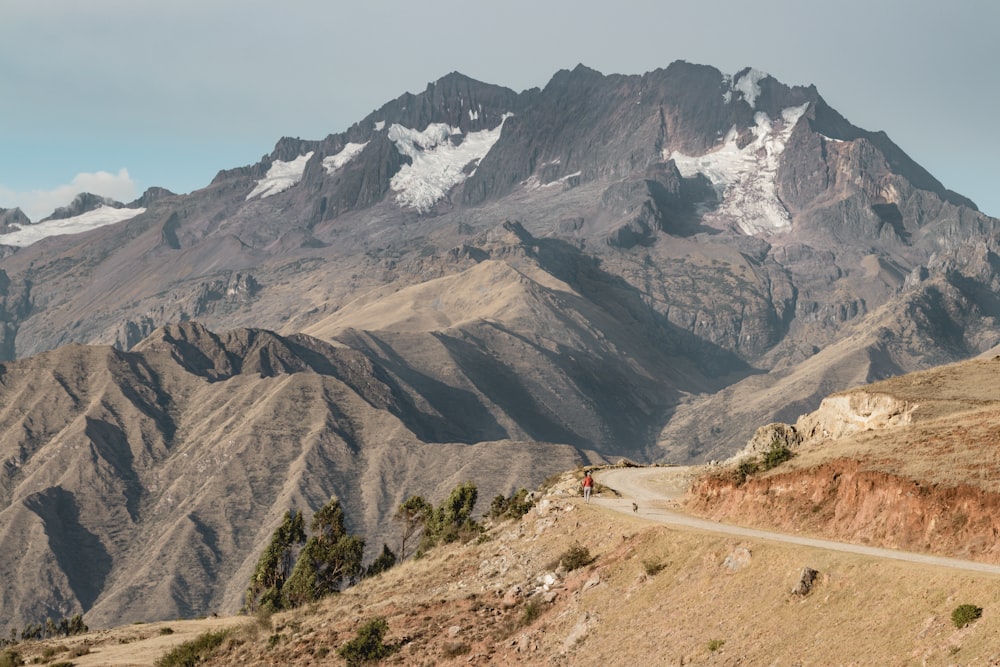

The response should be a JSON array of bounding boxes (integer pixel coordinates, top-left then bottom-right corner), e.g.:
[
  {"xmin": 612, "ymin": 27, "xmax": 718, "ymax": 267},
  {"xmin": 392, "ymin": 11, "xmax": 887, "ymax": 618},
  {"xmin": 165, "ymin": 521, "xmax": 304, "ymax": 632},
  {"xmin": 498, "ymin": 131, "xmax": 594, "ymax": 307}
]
[
  {"xmin": 399, "ymin": 482, "xmax": 483, "ymax": 557},
  {"xmin": 245, "ymin": 498, "xmax": 366, "ymax": 613},
  {"xmin": 2, "ymin": 615, "xmax": 88, "ymax": 647},
  {"xmin": 283, "ymin": 497, "xmax": 365, "ymax": 608},
  {"xmin": 642, "ymin": 558, "xmax": 666, "ymax": 576},
  {"xmin": 728, "ymin": 438, "xmax": 796, "ymax": 485},
  {"xmin": 951, "ymin": 603, "xmax": 983, "ymax": 628},
  {"xmin": 708, "ymin": 638, "xmax": 726, "ymax": 651},
  {"xmin": 244, "ymin": 510, "xmax": 306, "ymax": 613},
  {"xmin": 395, "ymin": 495, "xmax": 433, "ymax": 560},
  {"xmin": 0, "ymin": 650, "xmax": 21, "ymax": 667},
  {"xmin": 761, "ymin": 439, "xmax": 794, "ymax": 470},
  {"xmin": 559, "ymin": 543, "xmax": 592, "ymax": 571},
  {"xmin": 155, "ymin": 629, "xmax": 231, "ymax": 667},
  {"xmin": 442, "ymin": 641, "xmax": 470, "ymax": 657},
  {"xmin": 521, "ymin": 599, "xmax": 544, "ymax": 625},
  {"xmin": 364, "ymin": 543, "xmax": 398, "ymax": 578},
  {"xmin": 337, "ymin": 617, "xmax": 395, "ymax": 666},
  {"xmin": 488, "ymin": 488, "xmax": 533, "ymax": 521}
]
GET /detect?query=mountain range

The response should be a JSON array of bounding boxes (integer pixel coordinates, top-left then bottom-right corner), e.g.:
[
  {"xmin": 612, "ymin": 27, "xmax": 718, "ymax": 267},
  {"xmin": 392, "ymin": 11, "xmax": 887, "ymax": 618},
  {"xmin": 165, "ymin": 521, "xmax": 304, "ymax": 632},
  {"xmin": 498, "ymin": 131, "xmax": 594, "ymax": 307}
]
[{"xmin": 0, "ymin": 60, "xmax": 997, "ymax": 629}]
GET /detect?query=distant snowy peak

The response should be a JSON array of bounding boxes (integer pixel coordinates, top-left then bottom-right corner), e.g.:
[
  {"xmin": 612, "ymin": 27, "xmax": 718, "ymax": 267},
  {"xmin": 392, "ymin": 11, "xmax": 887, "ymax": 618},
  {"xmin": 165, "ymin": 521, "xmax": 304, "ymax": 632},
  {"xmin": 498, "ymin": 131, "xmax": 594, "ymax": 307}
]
[
  {"xmin": 0, "ymin": 205, "xmax": 145, "ymax": 247},
  {"xmin": 246, "ymin": 152, "xmax": 315, "ymax": 200},
  {"xmin": 42, "ymin": 192, "xmax": 124, "ymax": 222},
  {"xmin": 669, "ymin": 103, "xmax": 810, "ymax": 236},
  {"xmin": 388, "ymin": 115, "xmax": 510, "ymax": 213}
]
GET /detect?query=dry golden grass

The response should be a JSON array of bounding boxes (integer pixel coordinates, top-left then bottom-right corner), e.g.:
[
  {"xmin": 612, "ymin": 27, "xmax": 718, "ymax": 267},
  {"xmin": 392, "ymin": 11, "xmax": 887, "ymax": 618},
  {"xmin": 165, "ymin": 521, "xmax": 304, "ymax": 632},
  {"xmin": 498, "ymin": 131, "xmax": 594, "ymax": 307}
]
[{"xmin": 22, "ymin": 472, "xmax": 989, "ymax": 666}]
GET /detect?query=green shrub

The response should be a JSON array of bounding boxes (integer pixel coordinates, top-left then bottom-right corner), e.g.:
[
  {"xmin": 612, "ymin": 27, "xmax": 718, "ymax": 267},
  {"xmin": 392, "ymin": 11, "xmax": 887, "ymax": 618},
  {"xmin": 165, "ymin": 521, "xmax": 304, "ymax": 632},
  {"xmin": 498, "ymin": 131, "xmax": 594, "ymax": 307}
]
[
  {"xmin": 642, "ymin": 558, "xmax": 666, "ymax": 576},
  {"xmin": 707, "ymin": 638, "xmax": 725, "ymax": 651},
  {"xmin": 443, "ymin": 641, "xmax": 470, "ymax": 657},
  {"xmin": 732, "ymin": 458, "xmax": 759, "ymax": 485},
  {"xmin": 951, "ymin": 603, "xmax": 983, "ymax": 628},
  {"xmin": 337, "ymin": 617, "xmax": 395, "ymax": 666},
  {"xmin": 488, "ymin": 488, "xmax": 533, "ymax": 521},
  {"xmin": 761, "ymin": 439, "xmax": 794, "ymax": 470},
  {"xmin": 158, "ymin": 627, "xmax": 174, "ymax": 636},
  {"xmin": 364, "ymin": 544, "xmax": 397, "ymax": 578},
  {"xmin": 521, "ymin": 600, "xmax": 544, "ymax": 625},
  {"xmin": 0, "ymin": 649, "xmax": 22, "ymax": 667},
  {"xmin": 154, "ymin": 630, "xmax": 229, "ymax": 667},
  {"xmin": 559, "ymin": 544, "xmax": 592, "ymax": 571}
]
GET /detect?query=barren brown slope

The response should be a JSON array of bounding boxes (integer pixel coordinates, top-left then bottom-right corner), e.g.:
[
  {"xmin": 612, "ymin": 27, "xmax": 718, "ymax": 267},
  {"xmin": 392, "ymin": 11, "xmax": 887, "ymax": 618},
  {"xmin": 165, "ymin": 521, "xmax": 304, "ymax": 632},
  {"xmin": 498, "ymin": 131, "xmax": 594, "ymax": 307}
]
[
  {"xmin": 687, "ymin": 355, "xmax": 1000, "ymax": 564},
  {"xmin": 654, "ymin": 269, "xmax": 1000, "ymax": 463},
  {"xmin": 23, "ymin": 469, "xmax": 1000, "ymax": 667},
  {"xmin": 0, "ymin": 322, "xmax": 600, "ymax": 631},
  {"xmin": 304, "ymin": 247, "xmax": 720, "ymax": 459}
]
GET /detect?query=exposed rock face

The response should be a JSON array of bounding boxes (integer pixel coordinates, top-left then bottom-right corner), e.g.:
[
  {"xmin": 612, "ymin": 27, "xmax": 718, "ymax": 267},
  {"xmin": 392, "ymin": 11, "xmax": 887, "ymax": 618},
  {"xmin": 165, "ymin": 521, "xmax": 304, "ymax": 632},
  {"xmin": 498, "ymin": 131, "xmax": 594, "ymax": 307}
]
[
  {"xmin": 39, "ymin": 192, "xmax": 124, "ymax": 221},
  {"xmin": 0, "ymin": 207, "xmax": 31, "ymax": 229},
  {"xmin": 688, "ymin": 459, "xmax": 1000, "ymax": 564},
  {"xmin": 730, "ymin": 423, "xmax": 803, "ymax": 462},
  {"xmin": 795, "ymin": 392, "xmax": 916, "ymax": 440}
]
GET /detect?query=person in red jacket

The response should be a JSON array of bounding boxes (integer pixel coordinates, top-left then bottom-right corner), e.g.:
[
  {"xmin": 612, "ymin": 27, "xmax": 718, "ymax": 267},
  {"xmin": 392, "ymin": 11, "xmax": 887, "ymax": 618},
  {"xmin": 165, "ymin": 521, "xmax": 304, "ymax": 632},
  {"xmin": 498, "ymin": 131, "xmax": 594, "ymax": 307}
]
[{"xmin": 582, "ymin": 470, "xmax": 594, "ymax": 502}]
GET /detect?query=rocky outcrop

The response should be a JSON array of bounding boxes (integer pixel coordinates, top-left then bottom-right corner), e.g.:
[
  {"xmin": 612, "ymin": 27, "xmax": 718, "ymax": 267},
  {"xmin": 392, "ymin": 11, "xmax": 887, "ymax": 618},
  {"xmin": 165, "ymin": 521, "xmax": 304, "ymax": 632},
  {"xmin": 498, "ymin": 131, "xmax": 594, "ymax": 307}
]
[
  {"xmin": 795, "ymin": 392, "xmax": 916, "ymax": 440},
  {"xmin": 0, "ymin": 207, "xmax": 31, "ymax": 230}
]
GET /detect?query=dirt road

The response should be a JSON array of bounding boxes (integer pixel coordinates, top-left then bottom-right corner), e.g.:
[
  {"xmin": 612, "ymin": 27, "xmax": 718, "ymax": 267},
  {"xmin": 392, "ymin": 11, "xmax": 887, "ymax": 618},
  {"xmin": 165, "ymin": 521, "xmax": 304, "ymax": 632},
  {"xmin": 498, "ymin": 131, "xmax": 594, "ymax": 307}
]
[{"xmin": 594, "ymin": 466, "xmax": 1000, "ymax": 576}]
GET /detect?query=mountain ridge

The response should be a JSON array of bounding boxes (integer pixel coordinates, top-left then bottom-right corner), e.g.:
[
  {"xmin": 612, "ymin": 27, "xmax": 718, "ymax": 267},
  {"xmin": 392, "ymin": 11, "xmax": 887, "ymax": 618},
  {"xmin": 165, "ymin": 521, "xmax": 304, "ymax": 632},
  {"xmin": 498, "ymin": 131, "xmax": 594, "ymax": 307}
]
[{"xmin": 0, "ymin": 59, "xmax": 998, "ymax": 629}]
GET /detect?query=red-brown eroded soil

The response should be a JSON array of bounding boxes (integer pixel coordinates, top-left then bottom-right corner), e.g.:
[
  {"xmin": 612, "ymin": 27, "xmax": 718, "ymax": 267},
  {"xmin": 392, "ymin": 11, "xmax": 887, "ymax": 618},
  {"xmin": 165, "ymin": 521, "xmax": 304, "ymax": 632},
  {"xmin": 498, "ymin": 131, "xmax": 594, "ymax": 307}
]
[{"xmin": 686, "ymin": 458, "xmax": 1000, "ymax": 564}]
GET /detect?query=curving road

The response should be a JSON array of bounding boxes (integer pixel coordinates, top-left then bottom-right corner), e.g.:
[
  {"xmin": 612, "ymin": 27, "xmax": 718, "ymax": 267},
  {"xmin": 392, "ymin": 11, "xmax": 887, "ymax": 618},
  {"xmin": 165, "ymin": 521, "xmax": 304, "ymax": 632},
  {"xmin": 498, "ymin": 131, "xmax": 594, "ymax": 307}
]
[{"xmin": 594, "ymin": 466, "xmax": 1000, "ymax": 576}]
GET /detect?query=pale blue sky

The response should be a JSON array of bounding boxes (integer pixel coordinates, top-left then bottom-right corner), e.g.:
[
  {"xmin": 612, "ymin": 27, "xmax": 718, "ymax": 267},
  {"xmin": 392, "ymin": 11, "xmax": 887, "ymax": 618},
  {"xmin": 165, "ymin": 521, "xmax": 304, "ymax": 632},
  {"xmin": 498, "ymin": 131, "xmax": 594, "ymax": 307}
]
[{"xmin": 2, "ymin": 0, "xmax": 997, "ymax": 220}]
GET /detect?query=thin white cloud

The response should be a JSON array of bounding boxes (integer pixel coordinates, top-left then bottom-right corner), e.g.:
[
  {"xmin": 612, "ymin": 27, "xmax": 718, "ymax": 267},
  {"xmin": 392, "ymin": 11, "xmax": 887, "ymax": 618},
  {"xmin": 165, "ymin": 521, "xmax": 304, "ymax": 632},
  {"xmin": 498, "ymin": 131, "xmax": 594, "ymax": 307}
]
[{"xmin": 0, "ymin": 169, "xmax": 137, "ymax": 222}]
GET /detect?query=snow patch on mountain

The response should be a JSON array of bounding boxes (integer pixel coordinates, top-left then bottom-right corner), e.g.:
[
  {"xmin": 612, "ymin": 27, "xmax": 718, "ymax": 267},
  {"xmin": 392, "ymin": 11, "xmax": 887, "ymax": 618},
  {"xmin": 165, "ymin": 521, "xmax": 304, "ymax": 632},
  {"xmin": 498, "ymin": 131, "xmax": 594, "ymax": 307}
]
[
  {"xmin": 733, "ymin": 69, "xmax": 768, "ymax": 108},
  {"xmin": 246, "ymin": 152, "xmax": 315, "ymax": 200},
  {"xmin": 668, "ymin": 103, "xmax": 809, "ymax": 235},
  {"xmin": 322, "ymin": 143, "xmax": 368, "ymax": 174},
  {"xmin": 0, "ymin": 205, "xmax": 145, "ymax": 247},
  {"xmin": 388, "ymin": 115, "xmax": 510, "ymax": 212},
  {"xmin": 523, "ymin": 170, "xmax": 581, "ymax": 190}
]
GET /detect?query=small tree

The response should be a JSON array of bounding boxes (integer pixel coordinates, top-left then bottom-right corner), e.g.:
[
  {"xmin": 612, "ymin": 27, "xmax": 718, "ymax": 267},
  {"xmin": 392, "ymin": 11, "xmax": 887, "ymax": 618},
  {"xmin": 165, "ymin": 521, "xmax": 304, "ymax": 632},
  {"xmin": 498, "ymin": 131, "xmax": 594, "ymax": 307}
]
[
  {"xmin": 66, "ymin": 614, "xmax": 87, "ymax": 636},
  {"xmin": 394, "ymin": 495, "xmax": 432, "ymax": 560},
  {"xmin": 244, "ymin": 510, "xmax": 306, "ymax": 612},
  {"xmin": 419, "ymin": 482, "xmax": 479, "ymax": 554},
  {"xmin": 488, "ymin": 488, "xmax": 533, "ymax": 521},
  {"xmin": 283, "ymin": 497, "xmax": 364, "ymax": 607},
  {"xmin": 364, "ymin": 544, "xmax": 397, "ymax": 578}
]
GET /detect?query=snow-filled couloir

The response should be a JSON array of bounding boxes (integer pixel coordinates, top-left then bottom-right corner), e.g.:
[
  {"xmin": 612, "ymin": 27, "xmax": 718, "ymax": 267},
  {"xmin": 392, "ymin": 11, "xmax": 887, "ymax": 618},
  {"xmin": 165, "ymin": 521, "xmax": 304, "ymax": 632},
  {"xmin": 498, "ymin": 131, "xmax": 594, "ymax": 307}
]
[
  {"xmin": 387, "ymin": 115, "xmax": 510, "ymax": 213},
  {"xmin": 669, "ymin": 102, "xmax": 809, "ymax": 236}
]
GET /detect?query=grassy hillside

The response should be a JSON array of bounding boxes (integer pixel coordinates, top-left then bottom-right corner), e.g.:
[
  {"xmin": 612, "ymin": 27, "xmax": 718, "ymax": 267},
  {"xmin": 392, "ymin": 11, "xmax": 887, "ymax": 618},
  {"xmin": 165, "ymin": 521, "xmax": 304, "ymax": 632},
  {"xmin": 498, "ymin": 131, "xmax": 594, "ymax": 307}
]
[{"xmin": 10, "ymin": 468, "xmax": 1000, "ymax": 666}]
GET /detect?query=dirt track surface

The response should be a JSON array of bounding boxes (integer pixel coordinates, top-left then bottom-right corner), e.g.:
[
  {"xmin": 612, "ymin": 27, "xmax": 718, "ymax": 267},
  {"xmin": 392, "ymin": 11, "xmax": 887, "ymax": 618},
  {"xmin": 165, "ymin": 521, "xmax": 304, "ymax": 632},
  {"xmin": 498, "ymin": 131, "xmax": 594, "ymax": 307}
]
[{"xmin": 595, "ymin": 466, "xmax": 1000, "ymax": 576}]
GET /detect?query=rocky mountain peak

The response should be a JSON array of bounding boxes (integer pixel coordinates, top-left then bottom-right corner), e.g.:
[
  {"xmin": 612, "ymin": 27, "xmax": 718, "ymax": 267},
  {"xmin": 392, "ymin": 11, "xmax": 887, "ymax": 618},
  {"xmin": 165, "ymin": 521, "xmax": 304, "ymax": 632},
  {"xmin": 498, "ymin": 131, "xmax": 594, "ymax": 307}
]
[
  {"xmin": 0, "ymin": 207, "xmax": 31, "ymax": 228},
  {"xmin": 39, "ymin": 192, "xmax": 125, "ymax": 222}
]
